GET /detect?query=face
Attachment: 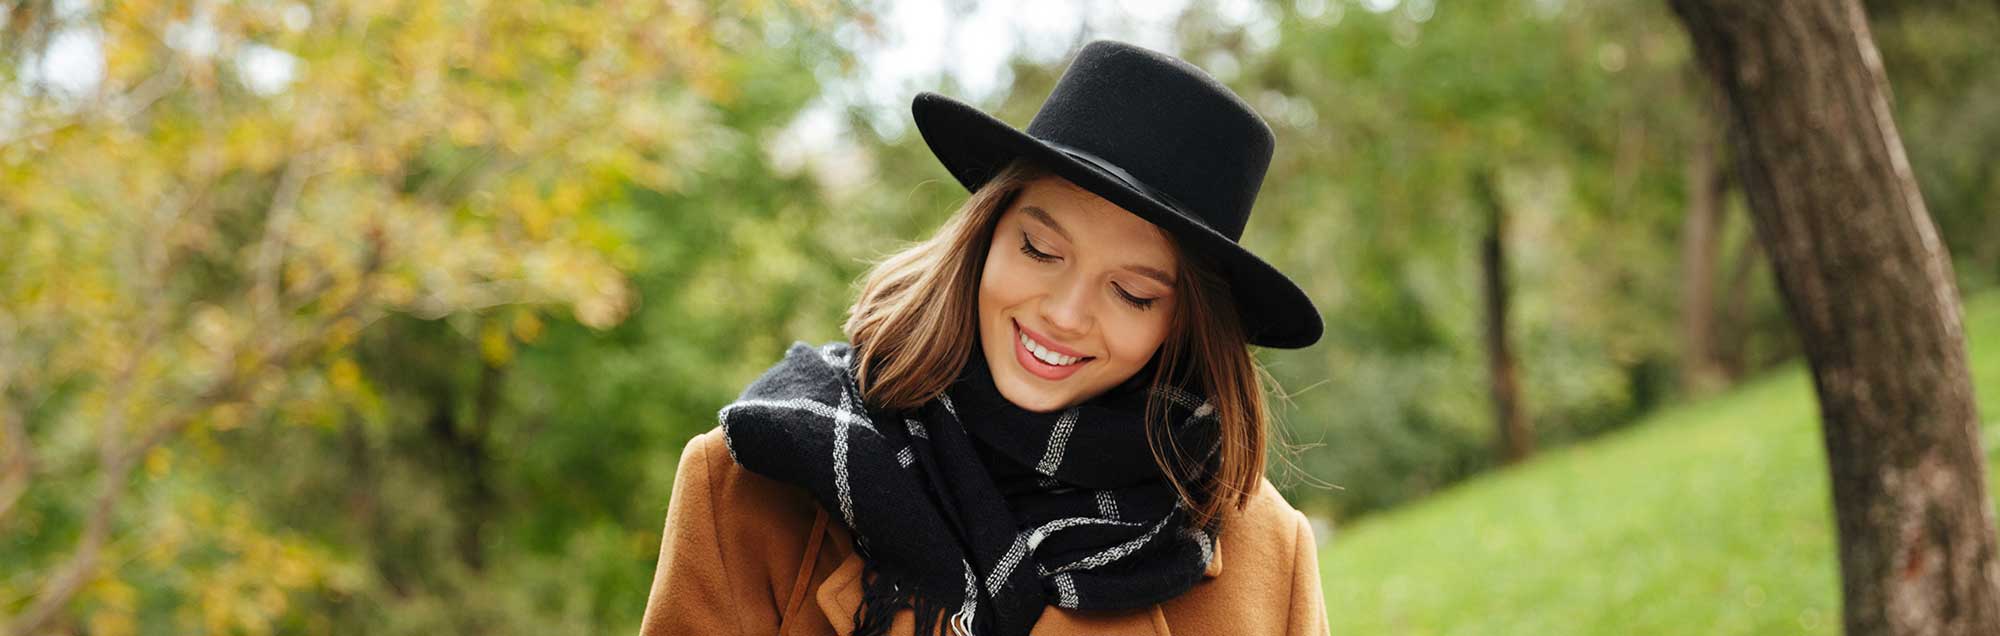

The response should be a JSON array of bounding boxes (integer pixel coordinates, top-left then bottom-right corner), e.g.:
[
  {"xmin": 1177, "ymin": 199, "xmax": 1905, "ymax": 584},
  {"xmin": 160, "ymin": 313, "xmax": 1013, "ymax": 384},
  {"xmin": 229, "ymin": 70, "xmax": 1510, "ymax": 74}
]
[{"xmin": 977, "ymin": 175, "xmax": 1180, "ymax": 413}]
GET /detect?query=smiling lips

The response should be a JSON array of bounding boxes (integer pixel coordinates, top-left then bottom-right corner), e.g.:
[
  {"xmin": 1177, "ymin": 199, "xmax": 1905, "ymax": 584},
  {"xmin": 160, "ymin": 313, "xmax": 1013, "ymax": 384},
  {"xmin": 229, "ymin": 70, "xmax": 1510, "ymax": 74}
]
[{"xmin": 1013, "ymin": 320, "xmax": 1093, "ymax": 381}]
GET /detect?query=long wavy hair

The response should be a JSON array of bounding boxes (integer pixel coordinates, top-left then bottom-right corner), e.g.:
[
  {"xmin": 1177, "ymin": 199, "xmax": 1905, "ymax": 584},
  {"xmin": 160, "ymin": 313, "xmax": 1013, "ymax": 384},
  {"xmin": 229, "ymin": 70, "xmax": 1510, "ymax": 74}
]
[{"xmin": 842, "ymin": 158, "xmax": 1271, "ymax": 529}]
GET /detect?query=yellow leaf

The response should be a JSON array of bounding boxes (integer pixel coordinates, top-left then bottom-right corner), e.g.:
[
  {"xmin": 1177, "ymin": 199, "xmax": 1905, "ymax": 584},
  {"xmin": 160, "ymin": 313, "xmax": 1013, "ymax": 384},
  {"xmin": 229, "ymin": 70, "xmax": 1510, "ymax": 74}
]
[
  {"xmin": 88, "ymin": 610, "xmax": 136, "ymax": 636},
  {"xmin": 145, "ymin": 447, "xmax": 173, "ymax": 478},
  {"xmin": 550, "ymin": 180, "xmax": 585, "ymax": 218},
  {"xmin": 519, "ymin": 198, "xmax": 552, "ymax": 240},
  {"xmin": 511, "ymin": 311, "xmax": 544, "ymax": 344},
  {"xmin": 328, "ymin": 357, "xmax": 364, "ymax": 394},
  {"xmin": 209, "ymin": 402, "xmax": 245, "ymax": 432},
  {"xmin": 448, "ymin": 112, "xmax": 488, "ymax": 146},
  {"xmin": 480, "ymin": 322, "xmax": 513, "ymax": 366},
  {"xmin": 327, "ymin": 317, "xmax": 362, "ymax": 350},
  {"xmin": 91, "ymin": 576, "xmax": 138, "ymax": 610}
]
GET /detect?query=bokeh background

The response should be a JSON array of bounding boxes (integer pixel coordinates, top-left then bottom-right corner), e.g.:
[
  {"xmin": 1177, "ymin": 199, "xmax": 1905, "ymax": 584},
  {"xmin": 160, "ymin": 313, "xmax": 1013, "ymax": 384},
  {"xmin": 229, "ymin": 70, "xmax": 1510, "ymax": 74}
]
[{"xmin": 2, "ymin": 0, "xmax": 1997, "ymax": 634}]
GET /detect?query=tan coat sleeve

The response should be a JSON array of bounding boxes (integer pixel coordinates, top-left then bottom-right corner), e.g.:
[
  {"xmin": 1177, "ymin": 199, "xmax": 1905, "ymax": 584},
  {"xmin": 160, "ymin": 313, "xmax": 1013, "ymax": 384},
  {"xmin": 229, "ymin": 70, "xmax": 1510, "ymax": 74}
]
[
  {"xmin": 1287, "ymin": 511, "xmax": 1330, "ymax": 636},
  {"xmin": 640, "ymin": 432, "xmax": 750, "ymax": 636},
  {"xmin": 1158, "ymin": 479, "xmax": 1327, "ymax": 635},
  {"xmin": 639, "ymin": 429, "xmax": 831, "ymax": 636}
]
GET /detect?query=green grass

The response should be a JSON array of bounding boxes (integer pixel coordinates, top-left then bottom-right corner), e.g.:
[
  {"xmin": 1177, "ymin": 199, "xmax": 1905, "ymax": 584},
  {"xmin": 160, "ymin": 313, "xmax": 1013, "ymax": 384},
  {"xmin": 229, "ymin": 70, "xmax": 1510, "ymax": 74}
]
[{"xmin": 1321, "ymin": 293, "xmax": 2000, "ymax": 635}]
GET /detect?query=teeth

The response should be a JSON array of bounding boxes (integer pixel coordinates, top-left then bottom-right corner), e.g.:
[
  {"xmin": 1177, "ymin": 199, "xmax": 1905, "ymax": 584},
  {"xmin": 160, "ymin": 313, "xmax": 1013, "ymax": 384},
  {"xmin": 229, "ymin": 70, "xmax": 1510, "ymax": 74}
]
[{"xmin": 1020, "ymin": 329, "xmax": 1081, "ymax": 366}]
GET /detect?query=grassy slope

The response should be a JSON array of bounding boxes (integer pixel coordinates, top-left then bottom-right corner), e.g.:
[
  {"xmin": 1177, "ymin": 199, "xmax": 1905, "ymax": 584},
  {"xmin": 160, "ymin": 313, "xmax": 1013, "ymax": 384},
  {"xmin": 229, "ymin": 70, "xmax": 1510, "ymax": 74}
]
[{"xmin": 1322, "ymin": 293, "xmax": 2000, "ymax": 635}]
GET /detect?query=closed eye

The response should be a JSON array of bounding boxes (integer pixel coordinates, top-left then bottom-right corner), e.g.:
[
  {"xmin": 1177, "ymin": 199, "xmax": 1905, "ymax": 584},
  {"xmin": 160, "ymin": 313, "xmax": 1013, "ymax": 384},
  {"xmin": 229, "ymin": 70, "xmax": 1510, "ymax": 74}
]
[
  {"xmin": 1113, "ymin": 283, "xmax": 1157, "ymax": 310},
  {"xmin": 1021, "ymin": 230, "xmax": 1157, "ymax": 309},
  {"xmin": 1020, "ymin": 232, "xmax": 1059, "ymax": 263}
]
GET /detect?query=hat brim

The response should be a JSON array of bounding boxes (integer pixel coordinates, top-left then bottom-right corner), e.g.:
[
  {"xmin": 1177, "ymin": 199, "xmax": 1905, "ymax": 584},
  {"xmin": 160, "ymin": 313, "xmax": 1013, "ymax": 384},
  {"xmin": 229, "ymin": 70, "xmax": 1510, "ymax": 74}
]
[{"xmin": 911, "ymin": 91, "xmax": 1323, "ymax": 349}]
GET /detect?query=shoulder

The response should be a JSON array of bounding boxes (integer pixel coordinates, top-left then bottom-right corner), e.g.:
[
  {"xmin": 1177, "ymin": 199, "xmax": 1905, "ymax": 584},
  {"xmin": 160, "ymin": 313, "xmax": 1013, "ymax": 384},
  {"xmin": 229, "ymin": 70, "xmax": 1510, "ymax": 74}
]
[
  {"xmin": 675, "ymin": 426, "xmax": 823, "ymax": 526},
  {"xmin": 1158, "ymin": 477, "xmax": 1319, "ymax": 631},
  {"xmin": 692, "ymin": 340, "xmax": 858, "ymax": 535},
  {"xmin": 1222, "ymin": 476, "xmax": 1316, "ymax": 578},
  {"xmin": 1235, "ymin": 475, "xmax": 1315, "ymax": 548},
  {"xmin": 675, "ymin": 429, "xmax": 832, "ymax": 570},
  {"xmin": 675, "ymin": 427, "xmax": 732, "ymax": 482},
  {"xmin": 653, "ymin": 427, "xmax": 836, "ymax": 634},
  {"xmin": 671, "ymin": 427, "xmax": 828, "ymax": 572}
]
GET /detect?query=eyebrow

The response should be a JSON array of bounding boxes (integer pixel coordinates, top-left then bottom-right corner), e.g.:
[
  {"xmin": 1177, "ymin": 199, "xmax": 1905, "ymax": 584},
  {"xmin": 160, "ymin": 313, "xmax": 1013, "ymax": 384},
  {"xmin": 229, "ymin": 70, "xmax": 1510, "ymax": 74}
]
[
  {"xmin": 1020, "ymin": 205, "xmax": 1177, "ymax": 288},
  {"xmin": 1020, "ymin": 205, "xmax": 1073, "ymax": 243},
  {"xmin": 1124, "ymin": 264, "xmax": 1176, "ymax": 289}
]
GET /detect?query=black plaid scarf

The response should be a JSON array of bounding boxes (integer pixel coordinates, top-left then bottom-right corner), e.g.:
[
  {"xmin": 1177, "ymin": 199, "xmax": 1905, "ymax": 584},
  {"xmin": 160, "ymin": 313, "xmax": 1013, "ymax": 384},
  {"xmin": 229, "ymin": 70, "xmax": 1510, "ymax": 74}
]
[{"xmin": 721, "ymin": 342, "xmax": 1220, "ymax": 636}]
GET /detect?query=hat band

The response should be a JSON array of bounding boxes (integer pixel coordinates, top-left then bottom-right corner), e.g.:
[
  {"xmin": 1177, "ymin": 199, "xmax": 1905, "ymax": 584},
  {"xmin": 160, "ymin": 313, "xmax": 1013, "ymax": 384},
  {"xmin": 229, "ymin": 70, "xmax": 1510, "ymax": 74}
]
[{"xmin": 1041, "ymin": 139, "xmax": 1198, "ymax": 228}]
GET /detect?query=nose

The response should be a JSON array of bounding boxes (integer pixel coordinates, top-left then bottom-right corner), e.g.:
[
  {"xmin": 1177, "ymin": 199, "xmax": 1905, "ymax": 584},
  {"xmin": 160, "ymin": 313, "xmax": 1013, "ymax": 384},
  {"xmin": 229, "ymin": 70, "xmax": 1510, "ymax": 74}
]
[{"xmin": 1040, "ymin": 271, "xmax": 1092, "ymax": 338}]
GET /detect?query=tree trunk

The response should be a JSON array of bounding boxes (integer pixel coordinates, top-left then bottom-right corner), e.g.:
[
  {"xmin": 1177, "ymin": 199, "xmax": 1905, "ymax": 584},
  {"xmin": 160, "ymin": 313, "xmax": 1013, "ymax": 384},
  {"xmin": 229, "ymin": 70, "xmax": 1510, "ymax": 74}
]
[
  {"xmin": 1716, "ymin": 226, "xmax": 1762, "ymax": 380},
  {"xmin": 1678, "ymin": 94, "xmax": 1728, "ymax": 396},
  {"xmin": 1473, "ymin": 170, "xmax": 1532, "ymax": 464},
  {"xmin": 1668, "ymin": 1, "xmax": 2000, "ymax": 634},
  {"xmin": 424, "ymin": 358, "xmax": 500, "ymax": 572}
]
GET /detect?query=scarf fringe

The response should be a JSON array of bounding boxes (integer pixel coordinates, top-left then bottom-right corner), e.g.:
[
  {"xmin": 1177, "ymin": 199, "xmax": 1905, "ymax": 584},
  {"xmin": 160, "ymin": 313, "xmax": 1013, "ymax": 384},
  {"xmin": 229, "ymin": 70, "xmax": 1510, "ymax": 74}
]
[{"xmin": 853, "ymin": 561, "xmax": 979, "ymax": 636}]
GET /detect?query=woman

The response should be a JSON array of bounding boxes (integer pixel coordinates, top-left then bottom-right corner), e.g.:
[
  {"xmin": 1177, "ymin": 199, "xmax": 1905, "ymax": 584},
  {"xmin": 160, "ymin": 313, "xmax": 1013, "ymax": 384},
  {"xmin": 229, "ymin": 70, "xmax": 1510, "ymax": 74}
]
[{"xmin": 640, "ymin": 40, "xmax": 1327, "ymax": 636}]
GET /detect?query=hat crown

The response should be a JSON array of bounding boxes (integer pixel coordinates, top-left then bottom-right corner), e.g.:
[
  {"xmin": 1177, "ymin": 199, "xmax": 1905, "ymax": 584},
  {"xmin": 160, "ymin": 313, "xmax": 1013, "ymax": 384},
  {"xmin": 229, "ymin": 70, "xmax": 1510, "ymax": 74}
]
[{"xmin": 1024, "ymin": 40, "xmax": 1275, "ymax": 241}]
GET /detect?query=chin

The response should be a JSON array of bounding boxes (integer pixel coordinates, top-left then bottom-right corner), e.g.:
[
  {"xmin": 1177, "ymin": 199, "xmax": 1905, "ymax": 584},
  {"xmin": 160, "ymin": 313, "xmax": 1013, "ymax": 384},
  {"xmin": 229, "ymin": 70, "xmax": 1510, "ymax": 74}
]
[
  {"xmin": 993, "ymin": 372, "xmax": 1075, "ymax": 413},
  {"xmin": 980, "ymin": 338, "xmax": 1076, "ymax": 413}
]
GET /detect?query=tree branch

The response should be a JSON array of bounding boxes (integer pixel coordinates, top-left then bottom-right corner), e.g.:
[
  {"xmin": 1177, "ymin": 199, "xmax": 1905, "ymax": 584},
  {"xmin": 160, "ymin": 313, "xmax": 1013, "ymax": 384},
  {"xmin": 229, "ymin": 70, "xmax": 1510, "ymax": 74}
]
[
  {"xmin": 1, "ymin": 232, "xmax": 385, "ymax": 636},
  {"xmin": 0, "ymin": 64, "xmax": 185, "ymax": 149},
  {"xmin": 0, "ymin": 382, "xmax": 31, "ymax": 523},
  {"xmin": 250, "ymin": 157, "xmax": 316, "ymax": 323}
]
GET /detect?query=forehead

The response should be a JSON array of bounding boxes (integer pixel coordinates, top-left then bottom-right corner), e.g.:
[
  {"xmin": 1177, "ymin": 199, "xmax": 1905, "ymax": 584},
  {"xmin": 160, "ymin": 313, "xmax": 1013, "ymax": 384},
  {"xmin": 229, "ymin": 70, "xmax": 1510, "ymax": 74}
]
[{"xmin": 1012, "ymin": 176, "xmax": 1177, "ymax": 255}]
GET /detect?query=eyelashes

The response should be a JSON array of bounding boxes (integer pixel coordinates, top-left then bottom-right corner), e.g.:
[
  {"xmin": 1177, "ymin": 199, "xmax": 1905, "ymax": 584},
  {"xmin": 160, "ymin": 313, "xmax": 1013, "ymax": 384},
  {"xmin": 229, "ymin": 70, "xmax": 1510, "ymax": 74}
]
[
  {"xmin": 1115, "ymin": 284, "xmax": 1157, "ymax": 310},
  {"xmin": 1018, "ymin": 232, "xmax": 1158, "ymax": 310},
  {"xmin": 1019, "ymin": 233, "xmax": 1059, "ymax": 263}
]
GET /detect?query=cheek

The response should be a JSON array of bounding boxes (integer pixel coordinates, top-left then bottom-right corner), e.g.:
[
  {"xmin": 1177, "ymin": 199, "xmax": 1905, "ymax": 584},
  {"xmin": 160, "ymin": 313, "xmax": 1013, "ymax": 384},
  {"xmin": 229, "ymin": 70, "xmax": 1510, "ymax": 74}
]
[
  {"xmin": 1102, "ymin": 305, "xmax": 1175, "ymax": 367},
  {"xmin": 979, "ymin": 248, "xmax": 1035, "ymax": 311},
  {"xmin": 977, "ymin": 257, "xmax": 1002, "ymax": 319}
]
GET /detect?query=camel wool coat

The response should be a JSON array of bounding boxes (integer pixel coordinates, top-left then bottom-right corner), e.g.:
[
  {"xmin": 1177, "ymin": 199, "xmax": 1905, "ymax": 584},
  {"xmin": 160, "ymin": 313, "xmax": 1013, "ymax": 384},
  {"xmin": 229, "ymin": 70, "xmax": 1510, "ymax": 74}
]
[{"xmin": 639, "ymin": 427, "xmax": 1331, "ymax": 636}]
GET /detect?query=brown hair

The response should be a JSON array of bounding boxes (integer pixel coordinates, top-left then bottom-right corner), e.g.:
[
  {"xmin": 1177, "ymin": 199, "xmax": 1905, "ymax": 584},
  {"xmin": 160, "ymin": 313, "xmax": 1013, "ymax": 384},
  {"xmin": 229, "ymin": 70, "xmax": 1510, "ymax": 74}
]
[{"xmin": 843, "ymin": 159, "xmax": 1269, "ymax": 529}]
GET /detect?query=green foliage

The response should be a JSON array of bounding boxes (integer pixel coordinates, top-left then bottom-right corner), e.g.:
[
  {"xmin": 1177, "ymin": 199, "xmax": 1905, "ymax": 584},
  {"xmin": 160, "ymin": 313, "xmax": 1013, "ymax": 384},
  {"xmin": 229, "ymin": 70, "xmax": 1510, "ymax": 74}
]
[
  {"xmin": 1320, "ymin": 292, "xmax": 2000, "ymax": 634},
  {"xmin": 1, "ymin": 0, "xmax": 862, "ymax": 633},
  {"xmin": 1228, "ymin": 0, "xmax": 1752, "ymax": 517},
  {"xmin": 1184, "ymin": 0, "xmax": 1993, "ymax": 519}
]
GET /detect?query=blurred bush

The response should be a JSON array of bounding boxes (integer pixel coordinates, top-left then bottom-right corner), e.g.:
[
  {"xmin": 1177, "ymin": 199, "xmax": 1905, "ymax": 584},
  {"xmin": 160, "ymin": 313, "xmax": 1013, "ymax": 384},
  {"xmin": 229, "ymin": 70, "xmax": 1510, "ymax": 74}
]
[{"xmin": 1, "ymin": 0, "xmax": 861, "ymax": 633}]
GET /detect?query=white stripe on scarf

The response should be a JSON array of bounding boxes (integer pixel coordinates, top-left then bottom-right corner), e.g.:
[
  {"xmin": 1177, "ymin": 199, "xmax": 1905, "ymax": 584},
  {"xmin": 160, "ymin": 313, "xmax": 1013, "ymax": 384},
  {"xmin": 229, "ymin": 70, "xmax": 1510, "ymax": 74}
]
[
  {"xmin": 1049, "ymin": 507, "xmax": 1179, "ymax": 573},
  {"xmin": 985, "ymin": 515, "xmax": 1143, "ymax": 597},
  {"xmin": 1034, "ymin": 407, "xmax": 1081, "ymax": 476}
]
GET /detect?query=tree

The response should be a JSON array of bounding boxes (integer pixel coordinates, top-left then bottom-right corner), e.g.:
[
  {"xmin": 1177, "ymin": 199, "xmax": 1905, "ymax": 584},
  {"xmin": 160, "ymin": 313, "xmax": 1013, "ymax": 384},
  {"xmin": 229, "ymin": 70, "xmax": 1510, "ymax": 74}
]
[
  {"xmin": 1472, "ymin": 170, "xmax": 1532, "ymax": 463},
  {"xmin": 1677, "ymin": 78, "xmax": 1734, "ymax": 396},
  {"xmin": 1240, "ymin": 0, "xmax": 1718, "ymax": 512},
  {"xmin": 0, "ymin": 1, "xmax": 841, "ymax": 633},
  {"xmin": 1668, "ymin": 1, "xmax": 2000, "ymax": 633}
]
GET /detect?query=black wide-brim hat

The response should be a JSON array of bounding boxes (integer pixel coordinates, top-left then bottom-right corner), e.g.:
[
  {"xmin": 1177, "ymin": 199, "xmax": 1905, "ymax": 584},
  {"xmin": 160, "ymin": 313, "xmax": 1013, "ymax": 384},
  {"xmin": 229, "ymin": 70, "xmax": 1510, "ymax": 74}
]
[{"xmin": 911, "ymin": 40, "xmax": 1323, "ymax": 349}]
